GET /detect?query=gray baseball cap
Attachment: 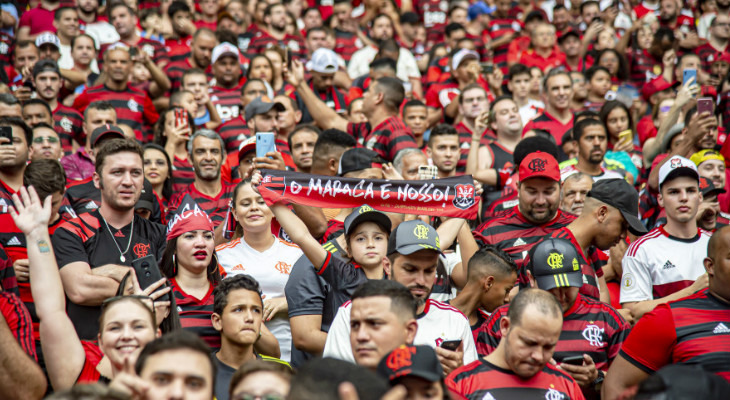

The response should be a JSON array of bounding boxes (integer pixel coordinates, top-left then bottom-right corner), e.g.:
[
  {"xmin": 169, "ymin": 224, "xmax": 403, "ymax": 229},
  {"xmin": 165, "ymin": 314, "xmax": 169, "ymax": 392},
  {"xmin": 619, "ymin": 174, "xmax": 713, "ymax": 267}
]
[
  {"xmin": 387, "ymin": 220, "xmax": 443, "ymax": 256},
  {"xmin": 244, "ymin": 96, "xmax": 285, "ymax": 121}
]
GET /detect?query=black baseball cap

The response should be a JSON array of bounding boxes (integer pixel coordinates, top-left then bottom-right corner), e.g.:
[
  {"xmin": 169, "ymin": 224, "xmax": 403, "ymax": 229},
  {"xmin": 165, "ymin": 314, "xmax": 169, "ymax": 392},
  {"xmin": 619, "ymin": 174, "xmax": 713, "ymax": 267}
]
[
  {"xmin": 387, "ymin": 220, "xmax": 443, "ymax": 256},
  {"xmin": 344, "ymin": 204, "xmax": 392, "ymax": 237},
  {"xmin": 699, "ymin": 176, "xmax": 726, "ymax": 197},
  {"xmin": 377, "ymin": 345, "xmax": 443, "ymax": 384},
  {"xmin": 586, "ymin": 178, "xmax": 648, "ymax": 235},
  {"xmin": 338, "ymin": 148, "xmax": 384, "ymax": 176},
  {"xmin": 90, "ymin": 124, "xmax": 125, "ymax": 147},
  {"xmin": 135, "ymin": 179, "xmax": 155, "ymax": 212},
  {"xmin": 528, "ymin": 238, "xmax": 583, "ymax": 290}
]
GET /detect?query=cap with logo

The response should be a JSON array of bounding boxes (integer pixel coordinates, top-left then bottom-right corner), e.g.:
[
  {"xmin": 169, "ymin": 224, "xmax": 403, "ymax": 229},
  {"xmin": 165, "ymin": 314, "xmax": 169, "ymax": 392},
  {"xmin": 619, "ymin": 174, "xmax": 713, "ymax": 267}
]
[
  {"xmin": 528, "ymin": 238, "xmax": 583, "ymax": 290},
  {"xmin": 658, "ymin": 155, "xmax": 699, "ymax": 189},
  {"xmin": 344, "ymin": 204, "xmax": 392, "ymax": 238},
  {"xmin": 376, "ymin": 345, "xmax": 443, "ymax": 384},
  {"xmin": 35, "ymin": 32, "xmax": 60, "ymax": 49},
  {"xmin": 699, "ymin": 176, "xmax": 726, "ymax": 197},
  {"xmin": 212, "ymin": 42, "xmax": 240, "ymax": 64},
  {"xmin": 690, "ymin": 149, "xmax": 725, "ymax": 167},
  {"xmin": 244, "ymin": 96, "xmax": 285, "ymax": 121},
  {"xmin": 451, "ymin": 48, "xmax": 479, "ymax": 70},
  {"xmin": 307, "ymin": 48, "xmax": 339, "ymax": 74},
  {"xmin": 90, "ymin": 124, "xmax": 125, "ymax": 147},
  {"xmin": 519, "ymin": 151, "xmax": 560, "ymax": 182},
  {"xmin": 135, "ymin": 179, "xmax": 155, "ymax": 212},
  {"xmin": 338, "ymin": 148, "xmax": 383, "ymax": 176},
  {"xmin": 32, "ymin": 59, "xmax": 61, "ymax": 78},
  {"xmin": 387, "ymin": 220, "xmax": 443, "ymax": 256},
  {"xmin": 586, "ymin": 178, "xmax": 648, "ymax": 235},
  {"xmin": 238, "ymin": 136, "xmax": 257, "ymax": 162}
]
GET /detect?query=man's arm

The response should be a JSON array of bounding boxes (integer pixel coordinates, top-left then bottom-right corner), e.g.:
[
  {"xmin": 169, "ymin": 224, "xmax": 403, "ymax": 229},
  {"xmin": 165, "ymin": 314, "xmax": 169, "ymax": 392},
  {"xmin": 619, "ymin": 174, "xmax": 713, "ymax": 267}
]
[
  {"xmin": 287, "ymin": 60, "xmax": 348, "ymax": 132},
  {"xmin": 59, "ymin": 262, "xmax": 130, "ymax": 306},
  {"xmin": 602, "ymin": 354, "xmax": 650, "ymax": 400},
  {"xmin": 290, "ymin": 314, "xmax": 327, "ymax": 355},
  {"xmin": 322, "ymin": 305, "xmax": 356, "ymax": 362},
  {"xmin": 293, "ymin": 204, "xmax": 328, "ymax": 240},
  {"xmin": 0, "ymin": 317, "xmax": 46, "ymax": 400}
]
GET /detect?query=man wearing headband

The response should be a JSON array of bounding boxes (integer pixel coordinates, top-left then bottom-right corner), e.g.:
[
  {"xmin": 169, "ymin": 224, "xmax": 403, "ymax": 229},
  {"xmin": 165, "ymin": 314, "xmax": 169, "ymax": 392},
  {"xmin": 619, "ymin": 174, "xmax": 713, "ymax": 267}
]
[{"xmin": 51, "ymin": 138, "xmax": 167, "ymax": 340}]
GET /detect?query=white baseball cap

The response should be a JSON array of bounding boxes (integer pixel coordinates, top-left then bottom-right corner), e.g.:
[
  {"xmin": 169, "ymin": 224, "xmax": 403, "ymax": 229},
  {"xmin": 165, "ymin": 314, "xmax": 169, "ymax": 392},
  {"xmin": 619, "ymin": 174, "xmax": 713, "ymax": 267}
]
[
  {"xmin": 36, "ymin": 32, "xmax": 60, "ymax": 49},
  {"xmin": 451, "ymin": 48, "xmax": 478, "ymax": 70},
  {"xmin": 212, "ymin": 42, "xmax": 240, "ymax": 64},
  {"xmin": 658, "ymin": 155, "xmax": 699, "ymax": 189},
  {"xmin": 306, "ymin": 48, "xmax": 339, "ymax": 74}
]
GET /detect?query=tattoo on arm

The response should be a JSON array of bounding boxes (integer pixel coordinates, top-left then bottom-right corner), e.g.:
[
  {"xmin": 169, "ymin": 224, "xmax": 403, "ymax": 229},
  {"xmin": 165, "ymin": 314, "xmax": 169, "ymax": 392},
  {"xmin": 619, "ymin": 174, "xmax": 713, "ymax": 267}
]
[{"xmin": 37, "ymin": 240, "xmax": 50, "ymax": 253}]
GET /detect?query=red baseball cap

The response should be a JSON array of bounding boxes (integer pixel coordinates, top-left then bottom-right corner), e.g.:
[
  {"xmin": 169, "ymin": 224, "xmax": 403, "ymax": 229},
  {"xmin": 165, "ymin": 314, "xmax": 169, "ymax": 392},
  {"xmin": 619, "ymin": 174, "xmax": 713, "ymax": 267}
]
[
  {"xmin": 712, "ymin": 52, "xmax": 730, "ymax": 65},
  {"xmin": 641, "ymin": 76, "xmax": 673, "ymax": 101},
  {"xmin": 519, "ymin": 151, "xmax": 560, "ymax": 182}
]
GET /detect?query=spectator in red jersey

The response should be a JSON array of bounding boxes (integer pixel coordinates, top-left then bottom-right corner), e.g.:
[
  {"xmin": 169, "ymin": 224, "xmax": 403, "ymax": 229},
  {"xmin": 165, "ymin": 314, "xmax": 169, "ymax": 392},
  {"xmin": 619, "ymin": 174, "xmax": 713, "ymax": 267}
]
[
  {"xmin": 165, "ymin": 1, "xmax": 195, "ymax": 59},
  {"xmin": 60, "ymin": 101, "xmax": 117, "ymax": 182},
  {"xmin": 17, "ymin": 0, "xmax": 59, "ymax": 42},
  {"xmin": 33, "ymin": 59, "xmax": 84, "ymax": 155},
  {"xmin": 604, "ymin": 225, "xmax": 730, "ymax": 399},
  {"xmin": 0, "ymin": 117, "xmax": 31, "ymax": 200},
  {"xmin": 693, "ymin": 177, "xmax": 727, "ymax": 231},
  {"xmin": 153, "ymin": 107, "xmax": 195, "ymax": 193},
  {"xmin": 105, "ymin": 3, "xmax": 168, "ymax": 68},
  {"xmin": 519, "ymin": 23, "xmax": 566, "ymax": 72},
  {"xmin": 143, "ymin": 143, "xmax": 173, "ymax": 207},
  {"xmin": 402, "ymin": 100, "xmax": 428, "ymax": 149},
  {"xmin": 165, "ymin": 28, "xmax": 217, "ymax": 93},
  {"xmin": 10, "ymin": 41, "xmax": 39, "ymax": 98},
  {"xmin": 22, "ymin": 99, "xmax": 53, "ymax": 128},
  {"xmin": 559, "ymin": 30, "xmax": 583, "ymax": 73},
  {"xmin": 288, "ymin": 124, "xmax": 321, "ymax": 173},
  {"xmin": 447, "ymin": 288, "xmax": 583, "ymax": 399},
  {"xmin": 247, "ymin": 54, "xmax": 277, "ymax": 96},
  {"xmin": 524, "ymin": 69, "xmax": 574, "ymax": 145},
  {"xmin": 0, "ymin": 95, "xmax": 21, "ymax": 118},
  {"xmin": 196, "ymin": 0, "xmax": 219, "ymax": 30},
  {"xmin": 28, "ymin": 123, "xmax": 63, "ymax": 161},
  {"xmin": 427, "ymin": 124, "xmax": 460, "ymax": 179},
  {"xmin": 425, "ymin": 48, "xmax": 480, "ymax": 124},
  {"xmin": 583, "ymin": 66, "xmax": 612, "ymax": 112},
  {"xmin": 560, "ymin": 119, "xmax": 627, "ymax": 183},
  {"xmin": 274, "ymin": 94, "xmax": 302, "ymax": 141},
  {"xmin": 264, "ymin": 46, "xmax": 287, "ymax": 94},
  {"xmin": 596, "ymin": 48, "xmax": 631, "ymax": 86},
  {"xmin": 249, "ymin": 3, "xmax": 308, "ymax": 61},
  {"xmin": 697, "ymin": 15, "xmax": 730, "ymax": 74},
  {"xmin": 506, "ymin": 11, "xmax": 546, "ymax": 68},
  {"xmin": 659, "ymin": 0, "xmax": 696, "ymax": 39},
  {"xmin": 210, "ymin": 43, "xmax": 245, "ymax": 123}
]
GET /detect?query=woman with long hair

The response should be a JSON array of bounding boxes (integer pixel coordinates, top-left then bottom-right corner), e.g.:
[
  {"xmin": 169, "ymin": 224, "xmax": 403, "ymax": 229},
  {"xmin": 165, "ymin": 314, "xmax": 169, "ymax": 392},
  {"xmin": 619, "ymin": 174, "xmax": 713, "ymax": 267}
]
[
  {"xmin": 599, "ymin": 100, "xmax": 643, "ymax": 181},
  {"xmin": 142, "ymin": 143, "xmax": 173, "ymax": 208},
  {"xmin": 246, "ymin": 55, "xmax": 276, "ymax": 99},
  {"xmin": 154, "ymin": 107, "xmax": 195, "ymax": 193},
  {"xmin": 264, "ymin": 46, "xmax": 286, "ymax": 94}
]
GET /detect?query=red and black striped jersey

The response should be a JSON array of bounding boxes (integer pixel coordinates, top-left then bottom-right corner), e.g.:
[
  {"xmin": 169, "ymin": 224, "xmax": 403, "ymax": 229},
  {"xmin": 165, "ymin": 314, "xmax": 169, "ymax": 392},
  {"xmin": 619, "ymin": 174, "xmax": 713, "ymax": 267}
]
[
  {"xmin": 424, "ymin": 56, "xmax": 450, "ymax": 90},
  {"xmin": 164, "ymin": 35, "xmax": 193, "ymax": 60},
  {"xmin": 164, "ymin": 58, "xmax": 213, "ymax": 94},
  {"xmin": 0, "ymin": 179, "xmax": 15, "ymax": 214},
  {"xmin": 99, "ymin": 37, "xmax": 169, "ymax": 68},
  {"xmin": 346, "ymin": 116, "xmax": 418, "ymax": 162},
  {"xmin": 53, "ymin": 104, "xmax": 84, "ymax": 154},
  {"xmin": 0, "ymin": 292, "xmax": 36, "ymax": 361},
  {"xmin": 210, "ymin": 84, "xmax": 243, "ymax": 123},
  {"xmin": 62, "ymin": 177, "xmax": 101, "ymax": 216},
  {"xmin": 695, "ymin": 43, "xmax": 727, "ymax": 73},
  {"xmin": 627, "ymin": 48, "xmax": 660, "ymax": 86},
  {"xmin": 473, "ymin": 208, "xmax": 575, "ymax": 271},
  {"xmin": 72, "ymin": 84, "xmax": 160, "ymax": 142},
  {"xmin": 334, "ymin": 28, "xmax": 361, "ymax": 62},
  {"xmin": 523, "ymin": 111, "xmax": 574, "ymax": 145},
  {"xmin": 0, "ymin": 32, "xmax": 14, "ymax": 65},
  {"xmin": 170, "ymin": 278, "xmax": 221, "ymax": 350},
  {"xmin": 293, "ymin": 79, "xmax": 348, "ymax": 124},
  {"xmin": 51, "ymin": 210, "xmax": 166, "ymax": 339},
  {"xmin": 248, "ymin": 31, "xmax": 307, "ymax": 61},
  {"xmin": 488, "ymin": 18, "xmax": 521, "ymax": 75},
  {"xmin": 446, "ymin": 357, "xmax": 584, "ymax": 400},
  {"xmin": 171, "ymin": 155, "xmax": 195, "ymax": 193},
  {"xmin": 476, "ymin": 294, "xmax": 629, "ymax": 372},
  {"xmin": 0, "ymin": 245, "xmax": 16, "ymax": 295},
  {"xmin": 216, "ymin": 116, "xmax": 250, "ymax": 154},
  {"xmin": 319, "ymin": 219, "xmax": 344, "ymax": 245},
  {"xmin": 619, "ymin": 288, "xmax": 730, "ymax": 381},
  {"xmin": 453, "ymin": 121, "xmax": 493, "ymax": 174},
  {"xmin": 414, "ymin": 0, "xmax": 447, "ymax": 45},
  {"xmin": 167, "ymin": 182, "xmax": 235, "ymax": 227}
]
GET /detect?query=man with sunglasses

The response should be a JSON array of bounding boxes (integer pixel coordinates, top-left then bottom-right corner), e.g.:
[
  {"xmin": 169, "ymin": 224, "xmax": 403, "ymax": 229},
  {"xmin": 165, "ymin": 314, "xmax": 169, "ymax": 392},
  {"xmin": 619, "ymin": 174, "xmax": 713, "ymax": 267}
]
[{"xmin": 28, "ymin": 123, "xmax": 62, "ymax": 161}]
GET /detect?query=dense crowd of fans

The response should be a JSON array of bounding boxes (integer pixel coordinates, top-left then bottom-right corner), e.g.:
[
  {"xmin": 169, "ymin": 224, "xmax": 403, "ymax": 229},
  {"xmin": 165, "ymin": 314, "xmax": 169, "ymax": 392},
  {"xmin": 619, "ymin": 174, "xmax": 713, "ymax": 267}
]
[{"xmin": 1, "ymin": 0, "xmax": 730, "ymax": 398}]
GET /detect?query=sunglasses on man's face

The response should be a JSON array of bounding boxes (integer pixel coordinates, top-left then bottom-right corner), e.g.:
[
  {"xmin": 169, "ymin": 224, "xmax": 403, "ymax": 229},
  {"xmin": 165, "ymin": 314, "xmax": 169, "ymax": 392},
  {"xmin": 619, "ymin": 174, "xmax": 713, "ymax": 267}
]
[{"xmin": 32, "ymin": 136, "xmax": 59, "ymax": 144}]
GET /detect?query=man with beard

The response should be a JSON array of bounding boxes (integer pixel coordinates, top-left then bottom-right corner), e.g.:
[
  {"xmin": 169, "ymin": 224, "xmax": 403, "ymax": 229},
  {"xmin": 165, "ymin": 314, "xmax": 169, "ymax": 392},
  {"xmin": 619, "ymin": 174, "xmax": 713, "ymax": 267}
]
[
  {"xmin": 32, "ymin": 59, "xmax": 83, "ymax": 155},
  {"xmin": 696, "ymin": 14, "xmax": 730, "ymax": 73},
  {"xmin": 447, "ymin": 288, "xmax": 583, "ymax": 399},
  {"xmin": 659, "ymin": 0, "xmax": 696, "ymax": 34},
  {"xmin": 427, "ymin": 124, "xmax": 460, "ymax": 179},
  {"xmin": 560, "ymin": 119, "xmax": 626, "ymax": 182},
  {"xmin": 167, "ymin": 130, "xmax": 234, "ymax": 227},
  {"xmin": 323, "ymin": 220, "xmax": 478, "ymax": 375},
  {"xmin": 559, "ymin": 172, "xmax": 594, "ymax": 216},
  {"xmin": 455, "ymin": 85, "xmax": 491, "ymax": 173},
  {"xmin": 523, "ymin": 69, "xmax": 574, "ymax": 145},
  {"xmin": 0, "ymin": 117, "xmax": 31, "ymax": 208},
  {"xmin": 101, "ymin": 3, "xmax": 168, "ymax": 68},
  {"xmin": 248, "ymin": 3, "xmax": 307, "ymax": 60},
  {"xmin": 73, "ymin": 47, "xmax": 159, "ymax": 142},
  {"xmin": 210, "ymin": 43, "xmax": 244, "ymax": 123},
  {"xmin": 52, "ymin": 138, "xmax": 166, "ymax": 339},
  {"xmin": 621, "ymin": 156, "xmax": 711, "ymax": 319},
  {"xmin": 165, "ymin": 29, "xmax": 217, "ymax": 93},
  {"xmin": 519, "ymin": 23, "xmax": 566, "ymax": 72}
]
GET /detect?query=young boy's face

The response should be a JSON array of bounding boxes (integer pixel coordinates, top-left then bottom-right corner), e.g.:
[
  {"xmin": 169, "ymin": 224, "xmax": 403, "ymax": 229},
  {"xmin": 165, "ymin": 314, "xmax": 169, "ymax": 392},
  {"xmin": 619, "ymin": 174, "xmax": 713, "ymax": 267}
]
[
  {"xmin": 588, "ymin": 70, "xmax": 611, "ymax": 98},
  {"xmin": 182, "ymin": 73, "xmax": 209, "ymax": 104},
  {"xmin": 177, "ymin": 92, "xmax": 199, "ymax": 117},
  {"xmin": 347, "ymin": 221, "xmax": 389, "ymax": 268},
  {"xmin": 508, "ymin": 72, "xmax": 531, "ymax": 99}
]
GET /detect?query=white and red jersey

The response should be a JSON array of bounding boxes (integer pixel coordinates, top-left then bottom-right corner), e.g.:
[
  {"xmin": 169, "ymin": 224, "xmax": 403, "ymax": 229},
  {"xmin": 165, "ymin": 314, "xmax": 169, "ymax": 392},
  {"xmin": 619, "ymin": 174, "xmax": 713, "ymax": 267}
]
[
  {"xmin": 323, "ymin": 298, "xmax": 478, "ymax": 364},
  {"xmin": 620, "ymin": 225, "xmax": 710, "ymax": 304},
  {"xmin": 632, "ymin": 1, "xmax": 659, "ymax": 20},
  {"xmin": 560, "ymin": 164, "xmax": 624, "ymax": 182},
  {"xmin": 216, "ymin": 236, "xmax": 303, "ymax": 362}
]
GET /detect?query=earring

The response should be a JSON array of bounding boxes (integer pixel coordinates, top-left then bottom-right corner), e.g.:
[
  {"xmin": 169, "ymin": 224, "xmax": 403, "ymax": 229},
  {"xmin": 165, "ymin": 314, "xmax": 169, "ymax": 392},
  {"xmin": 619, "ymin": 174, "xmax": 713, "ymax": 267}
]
[{"xmin": 172, "ymin": 254, "xmax": 177, "ymax": 275}]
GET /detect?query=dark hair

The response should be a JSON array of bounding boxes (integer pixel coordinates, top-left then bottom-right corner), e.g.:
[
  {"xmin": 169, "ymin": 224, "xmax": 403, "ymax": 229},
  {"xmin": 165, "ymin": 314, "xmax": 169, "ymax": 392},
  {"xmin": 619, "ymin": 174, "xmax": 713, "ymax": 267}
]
[
  {"xmin": 599, "ymin": 100, "xmax": 633, "ymax": 137},
  {"xmin": 228, "ymin": 360, "xmax": 293, "ymax": 398},
  {"xmin": 0, "ymin": 93, "xmax": 19, "ymax": 106},
  {"xmin": 168, "ymin": 0, "xmax": 191, "ymax": 18},
  {"xmin": 597, "ymin": 48, "xmax": 629, "ymax": 81},
  {"xmin": 94, "ymin": 138, "xmax": 144, "ymax": 175},
  {"xmin": 579, "ymin": 0, "xmax": 600, "ymax": 14},
  {"xmin": 313, "ymin": 128, "xmax": 357, "ymax": 160},
  {"xmin": 264, "ymin": 2, "xmax": 284, "ymax": 17},
  {"xmin": 107, "ymin": 2, "xmax": 135, "ymax": 19},
  {"xmin": 182, "ymin": 68, "xmax": 208, "ymax": 85},
  {"xmin": 575, "ymin": 110, "xmax": 600, "ymax": 122},
  {"xmin": 402, "ymin": 99, "xmax": 426, "ymax": 117},
  {"xmin": 83, "ymin": 100, "xmax": 116, "ymax": 120},
  {"xmin": 153, "ymin": 107, "xmax": 194, "ymax": 147},
  {"xmin": 572, "ymin": 118, "xmax": 604, "ymax": 141},
  {"xmin": 289, "ymin": 357, "xmax": 389, "ymax": 400},
  {"xmin": 513, "ymin": 136, "xmax": 560, "ymax": 166},
  {"xmin": 373, "ymin": 77, "xmax": 405, "ymax": 112},
  {"xmin": 241, "ymin": 78, "xmax": 266, "ymax": 95},
  {"xmin": 684, "ymin": 106, "xmax": 697, "ymax": 127},
  {"xmin": 351, "ymin": 280, "xmax": 417, "ymax": 320},
  {"xmin": 584, "ymin": 65, "xmax": 610, "ymax": 82},
  {"xmin": 288, "ymin": 124, "xmax": 322, "ymax": 151},
  {"xmin": 509, "ymin": 64, "xmax": 531, "ymax": 81},
  {"xmin": 160, "ymin": 234, "xmax": 221, "ymax": 285},
  {"xmin": 444, "ymin": 22, "xmax": 465, "ymax": 38},
  {"xmin": 213, "ymin": 274, "xmax": 263, "ymax": 315},
  {"xmin": 135, "ymin": 330, "xmax": 216, "ymax": 396},
  {"xmin": 377, "ymin": 38, "xmax": 399, "ymax": 55},
  {"xmin": 99, "ymin": 296, "xmax": 156, "ymax": 331},
  {"xmin": 467, "ymin": 245, "xmax": 517, "ymax": 280},
  {"xmin": 45, "ymin": 383, "xmax": 130, "ymax": 400},
  {"xmin": 370, "ymin": 57, "xmax": 397, "ymax": 72},
  {"xmin": 428, "ymin": 123, "xmax": 459, "ymax": 147},
  {"xmin": 246, "ymin": 54, "xmax": 274, "ymax": 83},
  {"xmin": 542, "ymin": 67, "xmax": 572, "ymax": 93},
  {"xmin": 15, "ymin": 40, "xmax": 37, "ymax": 54},
  {"xmin": 507, "ymin": 288, "xmax": 562, "ymax": 327},
  {"xmin": 71, "ymin": 33, "xmax": 96, "ymax": 51},
  {"xmin": 458, "ymin": 83, "xmax": 487, "ymax": 105},
  {"xmin": 0, "ymin": 116, "xmax": 32, "ymax": 145},
  {"xmin": 143, "ymin": 143, "xmax": 173, "ymax": 201},
  {"xmin": 23, "ymin": 159, "xmax": 66, "ymax": 199},
  {"xmin": 54, "ymin": 6, "xmax": 77, "ymax": 21},
  {"xmin": 115, "ymin": 272, "xmax": 181, "ymax": 333},
  {"xmin": 23, "ymin": 98, "xmax": 53, "ymax": 117}
]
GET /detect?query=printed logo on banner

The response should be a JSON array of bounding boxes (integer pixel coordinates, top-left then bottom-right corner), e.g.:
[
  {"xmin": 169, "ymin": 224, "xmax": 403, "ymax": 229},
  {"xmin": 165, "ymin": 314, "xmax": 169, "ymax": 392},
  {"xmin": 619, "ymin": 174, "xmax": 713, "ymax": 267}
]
[{"xmin": 452, "ymin": 184, "xmax": 475, "ymax": 210}]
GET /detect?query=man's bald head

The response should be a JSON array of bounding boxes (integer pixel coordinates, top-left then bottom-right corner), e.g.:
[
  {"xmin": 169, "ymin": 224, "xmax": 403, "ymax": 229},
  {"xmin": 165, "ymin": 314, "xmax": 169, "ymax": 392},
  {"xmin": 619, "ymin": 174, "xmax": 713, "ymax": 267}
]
[{"xmin": 708, "ymin": 225, "xmax": 730, "ymax": 261}]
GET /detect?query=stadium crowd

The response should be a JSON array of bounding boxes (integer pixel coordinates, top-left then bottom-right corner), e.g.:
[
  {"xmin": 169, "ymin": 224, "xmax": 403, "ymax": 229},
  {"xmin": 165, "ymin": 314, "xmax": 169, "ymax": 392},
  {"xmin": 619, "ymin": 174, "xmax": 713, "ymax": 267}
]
[{"xmin": 1, "ymin": 0, "xmax": 730, "ymax": 398}]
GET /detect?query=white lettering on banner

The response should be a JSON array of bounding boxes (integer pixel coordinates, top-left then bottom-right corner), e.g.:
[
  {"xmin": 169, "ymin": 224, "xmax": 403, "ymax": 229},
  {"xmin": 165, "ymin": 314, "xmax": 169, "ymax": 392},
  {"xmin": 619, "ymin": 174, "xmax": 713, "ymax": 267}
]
[
  {"xmin": 297, "ymin": 177, "xmax": 453, "ymax": 208},
  {"xmin": 290, "ymin": 181, "xmax": 302, "ymax": 194}
]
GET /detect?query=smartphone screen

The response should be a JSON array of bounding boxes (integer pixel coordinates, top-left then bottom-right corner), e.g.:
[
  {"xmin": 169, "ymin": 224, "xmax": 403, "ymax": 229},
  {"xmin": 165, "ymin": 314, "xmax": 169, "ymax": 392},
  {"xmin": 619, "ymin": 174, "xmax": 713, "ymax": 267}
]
[
  {"xmin": 683, "ymin": 69, "xmax": 697, "ymax": 85},
  {"xmin": 0, "ymin": 126, "xmax": 12, "ymax": 145},
  {"xmin": 697, "ymin": 97, "xmax": 714, "ymax": 115},
  {"xmin": 256, "ymin": 132, "xmax": 276, "ymax": 159}
]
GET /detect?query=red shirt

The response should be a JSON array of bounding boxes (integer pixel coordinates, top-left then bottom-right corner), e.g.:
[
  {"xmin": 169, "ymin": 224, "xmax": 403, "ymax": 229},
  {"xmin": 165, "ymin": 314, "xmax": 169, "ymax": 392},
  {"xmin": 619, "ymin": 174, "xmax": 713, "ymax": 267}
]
[
  {"xmin": 165, "ymin": 35, "xmax": 193, "ymax": 59},
  {"xmin": 523, "ymin": 111, "xmax": 574, "ymax": 145},
  {"xmin": 18, "ymin": 6, "xmax": 57, "ymax": 35},
  {"xmin": 519, "ymin": 48, "xmax": 566, "ymax": 72}
]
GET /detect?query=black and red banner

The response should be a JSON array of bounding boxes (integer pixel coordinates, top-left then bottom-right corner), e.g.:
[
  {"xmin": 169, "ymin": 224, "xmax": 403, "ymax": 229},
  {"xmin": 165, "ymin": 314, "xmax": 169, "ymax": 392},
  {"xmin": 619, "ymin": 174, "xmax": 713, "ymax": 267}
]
[{"xmin": 257, "ymin": 169, "xmax": 478, "ymax": 219}]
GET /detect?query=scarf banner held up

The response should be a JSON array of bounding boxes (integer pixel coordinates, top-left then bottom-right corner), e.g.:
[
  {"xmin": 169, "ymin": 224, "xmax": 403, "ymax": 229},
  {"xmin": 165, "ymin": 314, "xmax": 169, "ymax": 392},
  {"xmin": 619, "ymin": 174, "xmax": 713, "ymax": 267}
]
[{"xmin": 257, "ymin": 169, "xmax": 478, "ymax": 219}]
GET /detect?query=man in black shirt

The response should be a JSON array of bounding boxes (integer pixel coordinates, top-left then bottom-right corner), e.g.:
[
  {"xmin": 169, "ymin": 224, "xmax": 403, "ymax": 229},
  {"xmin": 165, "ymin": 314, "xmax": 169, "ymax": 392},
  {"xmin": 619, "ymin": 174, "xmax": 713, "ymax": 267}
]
[{"xmin": 52, "ymin": 138, "xmax": 166, "ymax": 339}]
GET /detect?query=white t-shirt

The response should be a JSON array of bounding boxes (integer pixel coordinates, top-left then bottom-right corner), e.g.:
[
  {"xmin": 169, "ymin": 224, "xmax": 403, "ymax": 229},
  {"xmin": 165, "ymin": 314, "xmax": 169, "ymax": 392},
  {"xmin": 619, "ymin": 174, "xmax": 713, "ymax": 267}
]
[
  {"xmin": 518, "ymin": 99, "xmax": 544, "ymax": 125},
  {"xmin": 323, "ymin": 298, "xmax": 478, "ymax": 364},
  {"xmin": 620, "ymin": 226, "xmax": 710, "ymax": 304},
  {"xmin": 347, "ymin": 46, "xmax": 421, "ymax": 82},
  {"xmin": 216, "ymin": 236, "xmax": 303, "ymax": 362}
]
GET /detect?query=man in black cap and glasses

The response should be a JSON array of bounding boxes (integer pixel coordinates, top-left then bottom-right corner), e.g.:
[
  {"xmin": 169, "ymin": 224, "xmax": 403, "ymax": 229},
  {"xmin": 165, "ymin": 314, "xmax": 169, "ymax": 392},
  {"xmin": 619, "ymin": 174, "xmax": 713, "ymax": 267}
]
[{"xmin": 475, "ymin": 238, "xmax": 630, "ymax": 398}]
